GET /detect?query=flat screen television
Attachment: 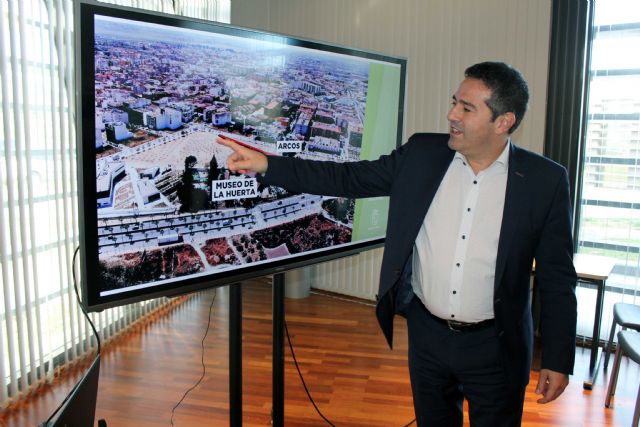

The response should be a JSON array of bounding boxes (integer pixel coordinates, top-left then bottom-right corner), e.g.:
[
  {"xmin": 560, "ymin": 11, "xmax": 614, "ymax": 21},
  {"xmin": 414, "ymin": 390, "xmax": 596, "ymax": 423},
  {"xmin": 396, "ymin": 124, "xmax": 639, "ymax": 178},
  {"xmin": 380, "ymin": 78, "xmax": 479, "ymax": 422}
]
[
  {"xmin": 39, "ymin": 355, "xmax": 101, "ymax": 427},
  {"xmin": 76, "ymin": 0, "xmax": 406, "ymax": 311}
]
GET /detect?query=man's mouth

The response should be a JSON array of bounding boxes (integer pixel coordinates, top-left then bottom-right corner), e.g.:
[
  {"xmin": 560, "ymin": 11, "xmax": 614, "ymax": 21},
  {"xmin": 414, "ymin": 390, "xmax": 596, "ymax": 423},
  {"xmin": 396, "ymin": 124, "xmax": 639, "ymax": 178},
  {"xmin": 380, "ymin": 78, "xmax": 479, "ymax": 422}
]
[{"xmin": 450, "ymin": 125, "xmax": 463, "ymax": 136}]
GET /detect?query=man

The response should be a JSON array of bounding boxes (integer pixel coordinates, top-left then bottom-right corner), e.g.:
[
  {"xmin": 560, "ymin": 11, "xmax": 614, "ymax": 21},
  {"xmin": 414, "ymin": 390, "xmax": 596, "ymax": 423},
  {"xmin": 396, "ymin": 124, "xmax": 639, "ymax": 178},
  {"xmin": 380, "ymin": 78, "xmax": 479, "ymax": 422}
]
[{"xmin": 218, "ymin": 61, "xmax": 577, "ymax": 427}]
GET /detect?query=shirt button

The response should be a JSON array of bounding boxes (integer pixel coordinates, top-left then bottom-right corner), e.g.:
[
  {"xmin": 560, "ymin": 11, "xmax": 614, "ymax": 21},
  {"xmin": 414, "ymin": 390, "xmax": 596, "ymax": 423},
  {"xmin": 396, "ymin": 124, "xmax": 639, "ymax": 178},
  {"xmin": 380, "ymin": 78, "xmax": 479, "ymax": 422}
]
[
  {"xmin": 451, "ymin": 314, "xmax": 455, "ymax": 318},
  {"xmin": 461, "ymin": 235, "xmax": 466, "ymax": 239},
  {"xmin": 467, "ymin": 208, "xmax": 471, "ymax": 212},
  {"xmin": 452, "ymin": 290, "xmax": 457, "ymax": 294},
  {"xmin": 456, "ymin": 263, "xmax": 460, "ymax": 267},
  {"xmin": 473, "ymin": 180, "xmax": 477, "ymax": 184}
]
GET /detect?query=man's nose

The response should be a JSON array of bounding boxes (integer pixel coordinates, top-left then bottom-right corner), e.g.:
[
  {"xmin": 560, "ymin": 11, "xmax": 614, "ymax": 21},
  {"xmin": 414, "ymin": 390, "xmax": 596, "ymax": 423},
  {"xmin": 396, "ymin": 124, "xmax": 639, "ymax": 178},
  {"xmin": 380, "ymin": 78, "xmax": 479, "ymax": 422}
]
[{"xmin": 447, "ymin": 104, "xmax": 460, "ymax": 122}]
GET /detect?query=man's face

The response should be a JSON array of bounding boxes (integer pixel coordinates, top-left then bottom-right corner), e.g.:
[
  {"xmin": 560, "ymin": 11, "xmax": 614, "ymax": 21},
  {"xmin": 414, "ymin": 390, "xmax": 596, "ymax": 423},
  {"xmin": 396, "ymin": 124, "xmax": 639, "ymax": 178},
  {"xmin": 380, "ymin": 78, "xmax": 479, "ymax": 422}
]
[{"xmin": 447, "ymin": 78, "xmax": 502, "ymax": 160}]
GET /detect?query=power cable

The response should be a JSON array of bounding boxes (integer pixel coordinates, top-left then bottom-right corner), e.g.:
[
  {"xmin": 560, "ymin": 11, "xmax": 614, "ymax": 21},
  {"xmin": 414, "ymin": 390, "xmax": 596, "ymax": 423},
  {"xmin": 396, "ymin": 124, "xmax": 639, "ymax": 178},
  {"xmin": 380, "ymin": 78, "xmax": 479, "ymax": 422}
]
[
  {"xmin": 42, "ymin": 246, "xmax": 102, "ymax": 425},
  {"xmin": 170, "ymin": 289, "xmax": 217, "ymax": 426},
  {"xmin": 284, "ymin": 320, "xmax": 336, "ymax": 426},
  {"xmin": 285, "ymin": 318, "xmax": 416, "ymax": 427}
]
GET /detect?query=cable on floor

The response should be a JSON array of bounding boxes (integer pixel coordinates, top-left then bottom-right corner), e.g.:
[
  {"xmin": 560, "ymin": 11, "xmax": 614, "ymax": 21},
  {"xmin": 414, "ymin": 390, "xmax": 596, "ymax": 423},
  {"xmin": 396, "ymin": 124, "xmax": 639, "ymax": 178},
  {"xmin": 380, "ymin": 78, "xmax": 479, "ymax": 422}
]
[
  {"xmin": 285, "ymin": 318, "xmax": 416, "ymax": 427},
  {"xmin": 285, "ymin": 320, "xmax": 336, "ymax": 426},
  {"xmin": 170, "ymin": 289, "xmax": 217, "ymax": 426}
]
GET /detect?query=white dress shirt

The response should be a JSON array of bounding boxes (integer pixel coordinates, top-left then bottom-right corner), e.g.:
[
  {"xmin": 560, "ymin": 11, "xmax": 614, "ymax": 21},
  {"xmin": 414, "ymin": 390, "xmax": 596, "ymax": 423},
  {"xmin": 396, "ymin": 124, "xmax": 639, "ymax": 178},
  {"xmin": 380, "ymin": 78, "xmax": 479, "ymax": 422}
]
[{"xmin": 411, "ymin": 141, "xmax": 510, "ymax": 323}]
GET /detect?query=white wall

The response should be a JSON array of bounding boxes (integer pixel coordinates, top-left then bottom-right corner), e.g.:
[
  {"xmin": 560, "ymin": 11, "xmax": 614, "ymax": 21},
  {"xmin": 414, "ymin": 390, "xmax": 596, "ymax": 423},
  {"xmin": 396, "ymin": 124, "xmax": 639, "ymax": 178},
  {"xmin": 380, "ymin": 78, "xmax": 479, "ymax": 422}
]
[{"xmin": 231, "ymin": 0, "xmax": 552, "ymax": 299}]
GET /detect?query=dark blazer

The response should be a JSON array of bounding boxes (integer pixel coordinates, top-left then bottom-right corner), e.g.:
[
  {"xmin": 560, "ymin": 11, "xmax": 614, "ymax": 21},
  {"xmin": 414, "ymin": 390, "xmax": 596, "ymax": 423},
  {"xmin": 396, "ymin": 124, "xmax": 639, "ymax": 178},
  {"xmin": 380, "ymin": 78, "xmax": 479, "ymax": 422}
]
[{"xmin": 261, "ymin": 132, "xmax": 577, "ymax": 390}]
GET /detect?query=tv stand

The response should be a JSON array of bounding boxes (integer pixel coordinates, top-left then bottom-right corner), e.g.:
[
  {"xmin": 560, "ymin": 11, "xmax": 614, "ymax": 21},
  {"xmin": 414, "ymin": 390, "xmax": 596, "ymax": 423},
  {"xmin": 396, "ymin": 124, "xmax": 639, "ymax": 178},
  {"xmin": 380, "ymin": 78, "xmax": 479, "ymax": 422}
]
[
  {"xmin": 228, "ymin": 273, "xmax": 286, "ymax": 427},
  {"xmin": 272, "ymin": 272, "xmax": 285, "ymax": 426},
  {"xmin": 229, "ymin": 283, "xmax": 242, "ymax": 426}
]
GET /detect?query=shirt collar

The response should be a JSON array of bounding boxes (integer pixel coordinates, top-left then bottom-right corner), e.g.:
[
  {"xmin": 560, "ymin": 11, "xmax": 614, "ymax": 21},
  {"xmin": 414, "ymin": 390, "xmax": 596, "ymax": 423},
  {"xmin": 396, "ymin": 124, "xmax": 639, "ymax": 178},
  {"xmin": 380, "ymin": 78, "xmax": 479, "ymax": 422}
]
[{"xmin": 454, "ymin": 139, "xmax": 511, "ymax": 172}]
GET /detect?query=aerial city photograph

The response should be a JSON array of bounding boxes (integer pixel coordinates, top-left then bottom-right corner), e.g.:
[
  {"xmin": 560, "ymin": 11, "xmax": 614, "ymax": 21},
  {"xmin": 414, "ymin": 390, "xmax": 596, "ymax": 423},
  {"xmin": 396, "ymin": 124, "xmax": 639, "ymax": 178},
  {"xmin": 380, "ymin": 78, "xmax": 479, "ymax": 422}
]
[{"xmin": 92, "ymin": 15, "xmax": 371, "ymax": 294}]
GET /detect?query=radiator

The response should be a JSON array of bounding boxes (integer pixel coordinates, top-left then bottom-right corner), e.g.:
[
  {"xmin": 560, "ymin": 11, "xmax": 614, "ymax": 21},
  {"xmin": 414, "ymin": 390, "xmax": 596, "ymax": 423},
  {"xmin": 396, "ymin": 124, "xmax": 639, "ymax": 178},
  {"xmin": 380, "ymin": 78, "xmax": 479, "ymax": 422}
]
[{"xmin": 310, "ymin": 247, "xmax": 383, "ymax": 301}]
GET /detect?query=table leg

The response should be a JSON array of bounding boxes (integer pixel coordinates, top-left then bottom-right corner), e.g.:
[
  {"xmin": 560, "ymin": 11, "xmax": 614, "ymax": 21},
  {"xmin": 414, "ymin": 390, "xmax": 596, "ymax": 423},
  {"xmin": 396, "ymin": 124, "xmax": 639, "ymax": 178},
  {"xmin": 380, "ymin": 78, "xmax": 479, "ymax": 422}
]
[{"xmin": 583, "ymin": 279, "xmax": 605, "ymax": 390}]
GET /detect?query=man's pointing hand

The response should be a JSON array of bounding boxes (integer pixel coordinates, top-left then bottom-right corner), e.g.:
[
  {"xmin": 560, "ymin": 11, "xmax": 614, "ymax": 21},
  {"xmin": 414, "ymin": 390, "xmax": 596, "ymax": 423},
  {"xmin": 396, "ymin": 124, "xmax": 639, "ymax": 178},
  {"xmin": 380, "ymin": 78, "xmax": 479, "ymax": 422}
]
[{"xmin": 216, "ymin": 135, "xmax": 269, "ymax": 175}]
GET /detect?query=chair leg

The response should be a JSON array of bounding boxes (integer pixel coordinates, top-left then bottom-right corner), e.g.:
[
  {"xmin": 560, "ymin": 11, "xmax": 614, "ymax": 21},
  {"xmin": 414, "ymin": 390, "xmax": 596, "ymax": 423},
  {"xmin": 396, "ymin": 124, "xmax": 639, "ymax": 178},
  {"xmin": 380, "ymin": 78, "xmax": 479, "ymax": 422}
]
[
  {"xmin": 605, "ymin": 344, "xmax": 624, "ymax": 408},
  {"xmin": 633, "ymin": 382, "xmax": 640, "ymax": 427},
  {"xmin": 604, "ymin": 318, "xmax": 617, "ymax": 370}
]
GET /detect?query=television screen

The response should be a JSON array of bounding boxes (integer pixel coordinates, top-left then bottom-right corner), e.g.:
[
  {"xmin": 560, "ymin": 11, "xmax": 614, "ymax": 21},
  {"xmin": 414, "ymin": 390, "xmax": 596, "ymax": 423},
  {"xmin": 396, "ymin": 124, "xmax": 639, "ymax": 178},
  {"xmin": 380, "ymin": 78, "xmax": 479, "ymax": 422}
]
[{"xmin": 76, "ymin": 0, "xmax": 406, "ymax": 311}]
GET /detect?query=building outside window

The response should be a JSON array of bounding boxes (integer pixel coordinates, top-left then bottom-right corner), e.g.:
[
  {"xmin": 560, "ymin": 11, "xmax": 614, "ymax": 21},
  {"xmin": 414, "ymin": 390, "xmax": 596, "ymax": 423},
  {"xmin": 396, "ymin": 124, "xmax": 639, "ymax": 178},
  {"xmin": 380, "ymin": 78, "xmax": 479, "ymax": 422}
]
[{"xmin": 576, "ymin": 0, "xmax": 640, "ymax": 340}]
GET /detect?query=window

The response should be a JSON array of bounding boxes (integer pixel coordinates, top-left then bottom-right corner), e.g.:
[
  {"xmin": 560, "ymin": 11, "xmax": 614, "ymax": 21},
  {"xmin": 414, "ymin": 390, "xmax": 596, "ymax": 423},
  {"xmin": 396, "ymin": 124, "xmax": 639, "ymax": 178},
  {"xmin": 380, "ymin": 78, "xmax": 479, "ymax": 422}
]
[
  {"xmin": 0, "ymin": 0, "xmax": 230, "ymax": 407},
  {"xmin": 576, "ymin": 0, "xmax": 640, "ymax": 339}
]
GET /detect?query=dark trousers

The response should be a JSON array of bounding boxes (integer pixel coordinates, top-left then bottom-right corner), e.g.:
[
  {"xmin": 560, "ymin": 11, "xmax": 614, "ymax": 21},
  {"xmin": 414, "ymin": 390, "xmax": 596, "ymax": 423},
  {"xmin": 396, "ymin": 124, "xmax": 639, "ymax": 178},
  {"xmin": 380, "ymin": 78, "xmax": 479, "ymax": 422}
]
[{"xmin": 406, "ymin": 297, "xmax": 526, "ymax": 427}]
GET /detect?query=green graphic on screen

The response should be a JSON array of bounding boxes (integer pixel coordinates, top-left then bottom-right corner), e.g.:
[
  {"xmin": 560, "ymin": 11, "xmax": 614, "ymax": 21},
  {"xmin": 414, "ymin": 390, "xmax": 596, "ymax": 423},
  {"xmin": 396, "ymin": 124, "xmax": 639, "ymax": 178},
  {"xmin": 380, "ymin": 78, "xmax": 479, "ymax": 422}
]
[{"xmin": 353, "ymin": 63, "xmax": 401, "ymax": 241}]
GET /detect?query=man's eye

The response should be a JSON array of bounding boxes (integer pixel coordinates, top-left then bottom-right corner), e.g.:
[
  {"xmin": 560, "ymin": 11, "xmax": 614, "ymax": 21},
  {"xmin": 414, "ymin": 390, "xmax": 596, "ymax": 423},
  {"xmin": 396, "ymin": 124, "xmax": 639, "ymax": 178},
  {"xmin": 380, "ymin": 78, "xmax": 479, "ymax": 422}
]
[{"xmin": 463, "ymin": 107, "xmax": 471, "ymax": 112}]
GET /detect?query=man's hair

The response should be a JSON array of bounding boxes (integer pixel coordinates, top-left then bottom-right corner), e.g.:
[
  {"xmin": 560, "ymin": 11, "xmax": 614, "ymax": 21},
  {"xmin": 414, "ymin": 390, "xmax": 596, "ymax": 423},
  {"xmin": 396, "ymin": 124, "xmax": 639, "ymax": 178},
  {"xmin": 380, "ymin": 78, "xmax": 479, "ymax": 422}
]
[{"xmin": 464, "ymin": 61, "xmax": 529, "ymax": 134}]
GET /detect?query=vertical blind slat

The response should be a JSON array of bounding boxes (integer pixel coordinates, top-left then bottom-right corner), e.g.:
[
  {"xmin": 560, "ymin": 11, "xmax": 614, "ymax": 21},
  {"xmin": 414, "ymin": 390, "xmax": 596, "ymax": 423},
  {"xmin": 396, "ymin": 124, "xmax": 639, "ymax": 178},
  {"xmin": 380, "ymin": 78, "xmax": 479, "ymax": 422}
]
[
  {"xmin": 4, "ymin": 0, "xmax": 27, "ymax": 397},
  {"xmin": 46, "ymin": 0, "xmax": 72, "ymax": 368},
  {"xmin": 15, "ymin": 0, "xmax": 40, "ymax": 390},
  {"xmin": 0, "ymin": 0, "xmax": 9, "ymax": 400},
  {"xmin": 51, "ymin": 0, "xmax": 72, "ymax": 364},
  {"xmin": 63, "ymin": 0, "xmax": 86, "ymax": 358},
  {"xmin": 0, "ymin": 0, "xmax": 11, "ymax": 404},
  {"xmin": 8, "ymin": 0, "xmax": 30, "ymax": 394},
  {"xmin": 32, "ymin": 0, "xmax": 50, "ymax": 385},
  {"xmin": 54, "ymin": 0, "xmax": 78, "ymax": 363}
]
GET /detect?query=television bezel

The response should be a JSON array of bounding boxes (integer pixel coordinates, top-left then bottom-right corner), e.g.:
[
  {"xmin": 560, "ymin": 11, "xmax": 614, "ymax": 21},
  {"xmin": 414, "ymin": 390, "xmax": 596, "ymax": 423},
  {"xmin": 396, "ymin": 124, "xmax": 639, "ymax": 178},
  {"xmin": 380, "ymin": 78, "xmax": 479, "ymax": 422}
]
[{"xmin": 76, "ymin": 0, "xmax": 407, "ymax": 312}]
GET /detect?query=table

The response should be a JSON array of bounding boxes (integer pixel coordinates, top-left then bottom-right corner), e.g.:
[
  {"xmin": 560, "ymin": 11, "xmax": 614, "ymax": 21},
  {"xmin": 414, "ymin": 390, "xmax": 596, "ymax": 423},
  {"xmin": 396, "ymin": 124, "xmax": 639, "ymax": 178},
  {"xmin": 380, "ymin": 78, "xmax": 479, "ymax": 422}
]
[
  {"xmin": 534, "ymin": 254, "xmax": 617, "ymax": 389},
  {"xmin": 572, "ymin": 253, "xmax": 617, "ymax": 390}
]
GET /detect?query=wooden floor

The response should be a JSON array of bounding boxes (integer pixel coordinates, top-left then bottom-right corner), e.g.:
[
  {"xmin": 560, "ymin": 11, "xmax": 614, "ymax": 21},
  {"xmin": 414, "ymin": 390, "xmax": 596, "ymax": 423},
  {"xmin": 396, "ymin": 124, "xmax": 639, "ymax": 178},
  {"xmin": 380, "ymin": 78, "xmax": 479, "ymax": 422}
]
[{"xmin": 1, "ymin": 278, "xmax": 639, "ymax": 426}]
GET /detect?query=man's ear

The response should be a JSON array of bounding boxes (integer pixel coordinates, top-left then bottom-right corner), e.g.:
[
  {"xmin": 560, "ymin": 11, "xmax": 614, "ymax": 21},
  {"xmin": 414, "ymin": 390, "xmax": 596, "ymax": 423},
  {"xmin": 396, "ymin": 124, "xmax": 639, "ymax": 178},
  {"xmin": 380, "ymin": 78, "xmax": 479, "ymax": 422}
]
[{"xmin": 495, "ymin": 112, "xmax": 516, "ymax": 135}]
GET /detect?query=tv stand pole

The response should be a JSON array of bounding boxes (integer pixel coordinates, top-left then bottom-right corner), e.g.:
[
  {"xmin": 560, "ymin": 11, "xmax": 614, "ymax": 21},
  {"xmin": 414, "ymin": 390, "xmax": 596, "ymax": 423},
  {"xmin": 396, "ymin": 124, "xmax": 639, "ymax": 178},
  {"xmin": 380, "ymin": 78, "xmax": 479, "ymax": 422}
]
[
  {"xmin": 228, "ymin": 275, "xmax": 285, "ymax": 426},
  {"xmin": 229, "ymin": 283, "xmax": 242, "ymax": 426},
  {"xmin": 272, "ymin": 273, "xmax": 285, "ymax": 426}
]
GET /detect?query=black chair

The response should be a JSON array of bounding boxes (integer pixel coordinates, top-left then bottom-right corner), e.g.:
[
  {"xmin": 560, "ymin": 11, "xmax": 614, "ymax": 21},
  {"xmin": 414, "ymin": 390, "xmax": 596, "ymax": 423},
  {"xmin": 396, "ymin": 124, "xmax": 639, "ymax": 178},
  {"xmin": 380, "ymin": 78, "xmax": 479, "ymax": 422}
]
[
  {"xmin": 605, "ymin": 330, "xmax": 640, "ymax": 427},
  {"xmin": 604, "ymin": 303, "xmax": 640, "ymax": 370}
]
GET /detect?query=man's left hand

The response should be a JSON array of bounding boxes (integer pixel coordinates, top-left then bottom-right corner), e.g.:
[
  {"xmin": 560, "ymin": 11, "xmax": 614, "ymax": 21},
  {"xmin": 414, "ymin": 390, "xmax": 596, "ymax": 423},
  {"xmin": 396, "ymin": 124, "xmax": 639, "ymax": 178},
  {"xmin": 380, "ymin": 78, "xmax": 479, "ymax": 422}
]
[{"xmin": 535, "ymin": 369, "xmax": 569, "ymax": 404}]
